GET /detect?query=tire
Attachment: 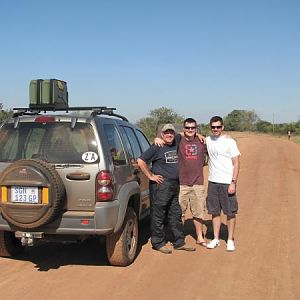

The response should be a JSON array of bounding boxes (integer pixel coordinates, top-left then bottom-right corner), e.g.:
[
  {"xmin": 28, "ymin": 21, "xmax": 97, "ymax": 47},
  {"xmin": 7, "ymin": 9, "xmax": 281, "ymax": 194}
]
[
  {"xmin": 106, "ymin": 207, "xmax": 138, "ymax": 266},
  {"xmin": 0, "ymin": 159, "xmax": 65, "ymax": 229},
  {"xmin": 0, "ymin": 230, "xmax": 24, "ymax": 257}
]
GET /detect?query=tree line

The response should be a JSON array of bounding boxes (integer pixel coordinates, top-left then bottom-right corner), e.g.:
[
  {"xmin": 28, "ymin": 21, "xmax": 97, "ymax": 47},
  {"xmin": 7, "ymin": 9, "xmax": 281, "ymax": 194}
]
[
  {"xmin": 1, "ymin": 104, "xmax": 298, "ymax": 142},
  {"xmin": 136, "ymin": 107, "xmax": 299, "ymax": 141}
]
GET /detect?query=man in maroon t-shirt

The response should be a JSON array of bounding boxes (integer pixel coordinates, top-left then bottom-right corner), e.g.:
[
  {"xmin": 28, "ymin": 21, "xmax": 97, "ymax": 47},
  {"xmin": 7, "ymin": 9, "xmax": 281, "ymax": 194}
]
[{"xmin": 178, "ymin": 118, "xmax": 207, "ymax": 246}]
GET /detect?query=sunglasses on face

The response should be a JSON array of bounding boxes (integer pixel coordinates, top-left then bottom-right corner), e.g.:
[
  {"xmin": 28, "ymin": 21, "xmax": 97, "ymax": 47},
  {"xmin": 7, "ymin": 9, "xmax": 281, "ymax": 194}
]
[
  {"xmin": 211, "ymin": 125, "xmax": 222, "ymax": 129},
  {"xmin": 163, "ymin": 131, "xmax": 175, "ymax": 135},
  {"xmin": 184, "ymin": 126, "xmax": 196, "ymax": 130}
]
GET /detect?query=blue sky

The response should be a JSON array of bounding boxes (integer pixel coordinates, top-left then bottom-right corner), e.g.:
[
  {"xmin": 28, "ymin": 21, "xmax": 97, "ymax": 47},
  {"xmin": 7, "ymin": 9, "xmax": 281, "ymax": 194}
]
[{"xmin": 0, "ymin": 0, "xmax": 299, "ymax": 124}]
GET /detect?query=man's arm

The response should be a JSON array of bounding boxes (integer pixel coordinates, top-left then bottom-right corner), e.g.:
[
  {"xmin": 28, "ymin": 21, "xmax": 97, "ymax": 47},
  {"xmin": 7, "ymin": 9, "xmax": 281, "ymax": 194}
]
[
  {"xmin": 228, "ymin": 156, "xmax": 240, "ymax": 194},
  {"xmin": 195, "ymin": 133, "xmax": 205, "ymax": 143},
  {"xmin": 137, "ymin": 158, "xmax": 164, "ymax": 183},
  {"xmin": 154, "ymin": 137, "xmax": 165, "ymax": 147}
]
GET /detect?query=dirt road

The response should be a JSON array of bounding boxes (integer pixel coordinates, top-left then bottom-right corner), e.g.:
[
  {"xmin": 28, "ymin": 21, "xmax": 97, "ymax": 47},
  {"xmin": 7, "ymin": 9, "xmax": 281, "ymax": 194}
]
[{"xmin": 0, "ymin": 133, "xmax": 299, "ymax": 300}]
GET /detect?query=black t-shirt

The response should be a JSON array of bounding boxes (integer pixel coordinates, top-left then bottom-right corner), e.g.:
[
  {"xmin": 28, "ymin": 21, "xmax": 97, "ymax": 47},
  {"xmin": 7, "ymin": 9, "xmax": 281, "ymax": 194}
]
[{"xmin": 139, "ymin": 140, "xmax": 179, "ymax": 180}]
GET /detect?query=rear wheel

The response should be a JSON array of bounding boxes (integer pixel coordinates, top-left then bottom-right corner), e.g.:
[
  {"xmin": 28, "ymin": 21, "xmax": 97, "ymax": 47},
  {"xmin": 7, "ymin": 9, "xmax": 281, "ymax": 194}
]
[
  {"xmin": 0, "ymin": 230, "xmax": 24, "ymax": 257},
  {"xmin": 106, "ymin": 207, "xmax": 138, "ymax": 266}
]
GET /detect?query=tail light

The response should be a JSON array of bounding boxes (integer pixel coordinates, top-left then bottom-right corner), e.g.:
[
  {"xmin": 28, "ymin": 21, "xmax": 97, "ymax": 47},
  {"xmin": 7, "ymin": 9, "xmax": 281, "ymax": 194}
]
[
  {"xmin": 96, "ymin": 171, "xmax": 114, "ymax": 201},
  {"xmin": 35, "ymin": 116, "xmax": 55, "ymax": 123}
]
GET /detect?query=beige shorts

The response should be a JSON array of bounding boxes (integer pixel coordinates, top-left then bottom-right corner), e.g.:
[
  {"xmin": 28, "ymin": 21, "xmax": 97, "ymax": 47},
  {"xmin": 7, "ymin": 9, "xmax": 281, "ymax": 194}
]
[{"xmin": 179, "ymin": 185, "xmax": 206, "ymax": 219}]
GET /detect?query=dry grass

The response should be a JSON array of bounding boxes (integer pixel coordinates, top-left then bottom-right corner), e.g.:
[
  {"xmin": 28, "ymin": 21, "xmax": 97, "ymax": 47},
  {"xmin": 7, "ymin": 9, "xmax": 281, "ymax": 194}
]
[{"xmin": 224, "ymin": 131, "xmax": 300, "ymax": 146}]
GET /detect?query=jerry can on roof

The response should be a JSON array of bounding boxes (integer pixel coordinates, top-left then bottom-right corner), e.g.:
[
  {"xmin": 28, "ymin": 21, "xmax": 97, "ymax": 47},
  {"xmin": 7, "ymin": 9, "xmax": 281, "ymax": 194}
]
[{"xmin": 29, "ymin": 79, "xmax": 68, "ymax": 109}]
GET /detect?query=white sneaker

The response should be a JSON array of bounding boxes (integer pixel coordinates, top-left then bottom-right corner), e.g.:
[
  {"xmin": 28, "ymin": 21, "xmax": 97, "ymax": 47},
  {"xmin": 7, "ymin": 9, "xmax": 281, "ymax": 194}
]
[
  {"xmin": 206, "ymin": 239, "xmax": 220, "ymax": 249},
  {"xmin": 226, "ymin": 240, "xmax": 235, "ymax": 251}
]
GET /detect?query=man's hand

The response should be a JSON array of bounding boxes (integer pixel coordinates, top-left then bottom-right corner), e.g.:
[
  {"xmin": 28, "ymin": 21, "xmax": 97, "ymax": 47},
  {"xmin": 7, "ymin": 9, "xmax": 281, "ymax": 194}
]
[
  {"xmin": 154, "ymin": 137, "xmax": 165, "ymax": 147},
  {"xmin": 137, "ymin": 158, "xmax": 164, "ymax": 183},
  {"xmin": 149, "ymin": 173, "xmax": 164, "ymax": 184},
  {"xmin": 196, "ymin": 133, "xmax": 206, "ymax": 143},
  {"xmin": 228, "ymin": 183, "xmax": 236, "ymax": 194}
]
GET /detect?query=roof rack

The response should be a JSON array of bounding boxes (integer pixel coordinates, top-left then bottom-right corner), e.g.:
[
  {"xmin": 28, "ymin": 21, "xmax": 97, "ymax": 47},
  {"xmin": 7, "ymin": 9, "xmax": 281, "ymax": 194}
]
[{"xmin": 12, "ymin": 106, "xmax": 129, "ymax": 122}]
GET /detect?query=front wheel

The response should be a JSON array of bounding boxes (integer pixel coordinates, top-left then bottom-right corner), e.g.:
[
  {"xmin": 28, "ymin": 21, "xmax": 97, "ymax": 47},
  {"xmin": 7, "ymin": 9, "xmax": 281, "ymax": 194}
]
[
  {"xmin": 106, "ymin": 207, "xmax": 138, "ymax": 266},
  {"xmin": 0, "ymin": 230, "xmax": 24, "ymax": 257}
]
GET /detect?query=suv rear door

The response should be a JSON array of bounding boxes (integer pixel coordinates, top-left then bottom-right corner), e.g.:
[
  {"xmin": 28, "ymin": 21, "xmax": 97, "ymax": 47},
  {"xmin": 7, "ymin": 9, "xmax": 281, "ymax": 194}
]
[{"xmin": 0, "ymin": 118, "xmax": 100, "ymax": 211}]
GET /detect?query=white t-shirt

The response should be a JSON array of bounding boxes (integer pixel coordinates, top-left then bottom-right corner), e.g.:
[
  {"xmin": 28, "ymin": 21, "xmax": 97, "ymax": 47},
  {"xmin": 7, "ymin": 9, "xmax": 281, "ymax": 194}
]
[{"xmin": 205, "ymin": 135, "xmax": 241, "ymax": 184}]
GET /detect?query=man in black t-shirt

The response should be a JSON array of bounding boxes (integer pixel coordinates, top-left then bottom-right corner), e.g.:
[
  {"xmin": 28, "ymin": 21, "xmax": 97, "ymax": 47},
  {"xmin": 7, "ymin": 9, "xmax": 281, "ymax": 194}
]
[{"xmin": 137, "ymin": 124, "xmax": 196, "ymax": 254}]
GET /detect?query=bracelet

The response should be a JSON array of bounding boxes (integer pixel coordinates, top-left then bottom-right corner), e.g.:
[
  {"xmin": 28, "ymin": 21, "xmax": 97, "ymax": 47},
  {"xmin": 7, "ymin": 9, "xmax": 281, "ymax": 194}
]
[{"xmin": 231, "ymin": 179, "xmax": 237, "ymax": 184}]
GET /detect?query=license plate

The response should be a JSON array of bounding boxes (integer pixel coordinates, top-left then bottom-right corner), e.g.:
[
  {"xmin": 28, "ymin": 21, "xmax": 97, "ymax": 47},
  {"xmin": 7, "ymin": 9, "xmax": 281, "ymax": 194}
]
[{"xmin": 11, "ymin": 187, "xmax": 39, "ymax": 204}]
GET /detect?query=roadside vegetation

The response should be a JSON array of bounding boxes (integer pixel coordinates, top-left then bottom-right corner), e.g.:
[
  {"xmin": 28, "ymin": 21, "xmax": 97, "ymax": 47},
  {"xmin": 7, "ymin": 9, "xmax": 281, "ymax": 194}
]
[
  {"xmin": 1, "ymin": 103, "xmax": 299, "ymax": 144},
  {"xmin": 136, "ymin": 107, "xmax": 300, "ymax": 143},
  {"xmin": 0, "ymin": 104, "xmax": 13, "ymax": 124}
]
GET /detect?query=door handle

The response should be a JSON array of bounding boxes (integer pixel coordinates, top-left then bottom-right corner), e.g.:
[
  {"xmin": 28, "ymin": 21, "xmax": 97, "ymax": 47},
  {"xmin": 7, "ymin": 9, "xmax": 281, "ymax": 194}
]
[{"xmin": 66, "ymin": 172, "xmax": 90, "ymax": 180}]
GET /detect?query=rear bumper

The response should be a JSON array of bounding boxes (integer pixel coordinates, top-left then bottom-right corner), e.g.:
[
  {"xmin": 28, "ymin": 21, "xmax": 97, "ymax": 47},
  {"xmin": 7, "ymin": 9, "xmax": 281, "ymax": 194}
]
[{"xmin": 0, "ymin": 200, "xmax": 120, "ymax": 235}]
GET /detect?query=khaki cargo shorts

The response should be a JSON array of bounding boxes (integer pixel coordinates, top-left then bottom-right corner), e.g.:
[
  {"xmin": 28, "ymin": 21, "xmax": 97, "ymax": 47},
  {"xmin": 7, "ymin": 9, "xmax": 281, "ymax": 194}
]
[{"xmin": 179, "ymin": 184, "xmax": 206, "ymax": 219}]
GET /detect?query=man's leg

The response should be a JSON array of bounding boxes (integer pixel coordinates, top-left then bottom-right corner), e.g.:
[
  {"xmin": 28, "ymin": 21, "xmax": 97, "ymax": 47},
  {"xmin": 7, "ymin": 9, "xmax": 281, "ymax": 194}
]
[
  {"xmin": 206, "ymin": 214, "xmax": 221, "ymax": 249},
  {"xmin": 193, "ymin": 217, "xmax": 205, "ymax": 243},
  {"xmin": 220, "ymin": 184, "xmax": 238, "ymax": 251},
  {"xmin": 191, "ymin": 185, "xmax": 206, "ymax": 244},
  {"xmin": 167, "ymin": 183, "xmax": 185, "ymax": 248},
  {"xmin": 168, "ymin": 182, "xmax": 195, "ymax": 251},
  {"xmin": 226, "ymin": 215, "xmax": 236, "ymax": 251},
  {"xmin": 206, "ymin": 182, "xmax": 221, "ymax": 248},
  {"xmin": 212, "ymin": 214, "xmax": 221, "ymax": 239},
  {"xmin": 179, "ymin": 185, "xmax": 189, "ymax": 225},
  {"xmin": 227, "ymin": 215, "xmax": 236, "ymax": 241},
  {"xmin": 149, "ymin": 182, "xmax": 169, "ymax": 250}
]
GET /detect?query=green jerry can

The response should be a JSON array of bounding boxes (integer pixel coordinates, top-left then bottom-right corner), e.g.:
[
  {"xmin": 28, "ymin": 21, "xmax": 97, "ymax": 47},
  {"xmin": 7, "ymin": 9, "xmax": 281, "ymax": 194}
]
[{"xmin": 29, "ymin": 79, "xmax": 69, "ymax": 109}]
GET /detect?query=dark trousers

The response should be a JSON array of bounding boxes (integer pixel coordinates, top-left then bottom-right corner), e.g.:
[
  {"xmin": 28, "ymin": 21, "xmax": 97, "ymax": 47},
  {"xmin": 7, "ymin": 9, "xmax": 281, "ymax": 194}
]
[{"xmin": 149, "ymin": 179, "xmax": 185, "ymax": 249}]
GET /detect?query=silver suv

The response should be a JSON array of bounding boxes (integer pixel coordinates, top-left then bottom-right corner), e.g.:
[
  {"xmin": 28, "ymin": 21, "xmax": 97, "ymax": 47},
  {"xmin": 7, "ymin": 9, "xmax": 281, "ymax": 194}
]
[{"xmin": 0, "ymin": 105, "xmax": 150, "ymax": 266}]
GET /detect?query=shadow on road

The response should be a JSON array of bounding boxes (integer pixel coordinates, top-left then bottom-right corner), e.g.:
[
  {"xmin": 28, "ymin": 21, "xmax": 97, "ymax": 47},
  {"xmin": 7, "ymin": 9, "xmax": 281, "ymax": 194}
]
[
  {"xmin": 8, "ymin": 216, "xmax": 230, "ymax": 271},
  {"xmin": 184, "ymin": 218, "xmax": 229, "ymax": 241},
  {"xmin": 10, "ymin": 219, "xmax": 152, "ymax": 271},
  {"xmin": 13, "ymin": 238, "xmax": 109, "ymax": 271}
]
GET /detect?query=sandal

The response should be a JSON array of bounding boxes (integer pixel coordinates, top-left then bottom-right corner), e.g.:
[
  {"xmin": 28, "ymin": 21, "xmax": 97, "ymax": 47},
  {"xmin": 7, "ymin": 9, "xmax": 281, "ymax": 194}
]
[
  {"xmin": 196, "ymin": 241, "xmax": 207, "ymax": 247},
  {"xmin": 196, "ymin": 232, "xmax": 207, "ymax": 247}
]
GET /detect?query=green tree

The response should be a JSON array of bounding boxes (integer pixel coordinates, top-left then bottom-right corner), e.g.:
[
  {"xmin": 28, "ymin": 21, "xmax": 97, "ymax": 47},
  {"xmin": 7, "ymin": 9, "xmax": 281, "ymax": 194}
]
[
  {"xmin": 0, "ymin": 103, "xmax": 13, "ymax": 124},
  {"xmin": 136, "ymin": 107, "xmax": 184, "ymax": 141},
  {"xmin": 224, "ymin": 110, "xmax": 260, "ymax": 131},
  {"xmin": 256, "ymin": 120, "xmax": 273, "ymax": 133}
]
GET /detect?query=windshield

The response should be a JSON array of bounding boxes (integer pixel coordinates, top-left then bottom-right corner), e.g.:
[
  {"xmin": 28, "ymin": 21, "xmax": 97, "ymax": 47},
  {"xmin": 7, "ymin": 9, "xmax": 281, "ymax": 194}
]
[{"xmin": 0, "ymin": 121, "xmax": 99, "ymax": 164}]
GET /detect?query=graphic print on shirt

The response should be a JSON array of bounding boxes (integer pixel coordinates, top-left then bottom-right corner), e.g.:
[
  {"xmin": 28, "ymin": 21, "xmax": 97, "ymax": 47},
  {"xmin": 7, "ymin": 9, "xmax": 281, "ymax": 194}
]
[
  {"xmin": 164, "ymin": 150, "xmax": 178, "ymax": 163},
  {"xmin": 185, "ymin": 144, "xmax": 198, "ymax": 160}
]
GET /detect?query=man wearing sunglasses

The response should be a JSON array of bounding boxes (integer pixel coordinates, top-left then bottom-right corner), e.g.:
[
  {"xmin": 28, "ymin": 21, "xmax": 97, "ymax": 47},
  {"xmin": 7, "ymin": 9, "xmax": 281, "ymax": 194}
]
[
  {"xmin": 137, "ymin": 124, "xmax": 196, "ymax": 254},
  {"xmin": 205, "ymin": 116, "xmax": 241, "ymax": 252},
  {"xmin": 178, "ymin": 118, "xmax": 208, "ymax": 247}
]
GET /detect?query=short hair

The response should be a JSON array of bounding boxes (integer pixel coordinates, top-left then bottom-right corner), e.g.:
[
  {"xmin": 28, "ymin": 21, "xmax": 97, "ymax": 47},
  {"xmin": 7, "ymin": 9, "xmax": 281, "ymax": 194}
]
[
  {"xmin": 210, "ymin": 116, "xmax": 223, "ymax": 125},
  {"xmin": 184, "ymin": 118, "xmax": 197, "ymax": 125}
]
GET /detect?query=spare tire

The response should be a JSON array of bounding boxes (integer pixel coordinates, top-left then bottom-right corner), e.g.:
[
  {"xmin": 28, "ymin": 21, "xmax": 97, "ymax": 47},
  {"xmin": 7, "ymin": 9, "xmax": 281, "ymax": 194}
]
[{"xmin": 0, "ymin": 159, "xmax": 65, "ymax": 229}]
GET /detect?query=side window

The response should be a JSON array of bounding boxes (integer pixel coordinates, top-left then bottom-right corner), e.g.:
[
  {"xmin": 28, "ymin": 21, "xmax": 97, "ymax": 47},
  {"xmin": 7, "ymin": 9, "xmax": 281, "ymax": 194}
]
[
  {"xmin": 119, "ymin": 127, "xmax": 135, "ymax": 161},
  {"xmin": 120, "ymin": 126, "xmax": 143, "ymax": 161},
  {"xmin": 103, "ymin": 124, "xmax": 126, "ymax": 165},
  {"xmin": 135, "ymin": 130, "xmax": 150, "ymax": 152}
]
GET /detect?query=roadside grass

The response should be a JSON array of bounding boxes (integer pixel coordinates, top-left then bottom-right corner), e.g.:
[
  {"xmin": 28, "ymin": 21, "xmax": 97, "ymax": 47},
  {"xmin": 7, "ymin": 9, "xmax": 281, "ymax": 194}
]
[
  {"xmin": 288, "ymin": 134, "xmax": 300, "ymax": 145},
  {"xmin": 224, "ymin": 131, "xmax": 300, "ymax": 145}
]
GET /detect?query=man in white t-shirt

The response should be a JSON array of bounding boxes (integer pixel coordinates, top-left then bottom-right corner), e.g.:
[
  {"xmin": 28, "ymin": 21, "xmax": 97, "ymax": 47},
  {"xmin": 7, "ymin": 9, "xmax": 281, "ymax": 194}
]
[{"xmin": 205, "ymin": 116, "xmax": 241, "ymax": 251}]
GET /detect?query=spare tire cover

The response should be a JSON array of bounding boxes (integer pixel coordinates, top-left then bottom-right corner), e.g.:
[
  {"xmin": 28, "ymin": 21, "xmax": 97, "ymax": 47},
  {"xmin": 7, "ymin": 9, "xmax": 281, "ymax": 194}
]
[{"xmin": 0, "ymin": 159, "xmax": 65, "ymax": 229}]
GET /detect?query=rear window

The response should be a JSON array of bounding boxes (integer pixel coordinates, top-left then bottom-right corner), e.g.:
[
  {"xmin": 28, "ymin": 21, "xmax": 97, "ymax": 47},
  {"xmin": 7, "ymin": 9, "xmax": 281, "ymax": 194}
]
[{"xmin": 0, "ymin": 121, "xmax": 98, "ymax": 164}]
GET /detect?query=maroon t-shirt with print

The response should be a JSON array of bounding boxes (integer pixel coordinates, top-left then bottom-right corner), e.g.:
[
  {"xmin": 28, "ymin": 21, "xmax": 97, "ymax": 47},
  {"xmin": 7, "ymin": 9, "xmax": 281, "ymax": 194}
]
[{"xmin": 178, "ymin": 136, "xmax": 206, "ymax": 186}]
